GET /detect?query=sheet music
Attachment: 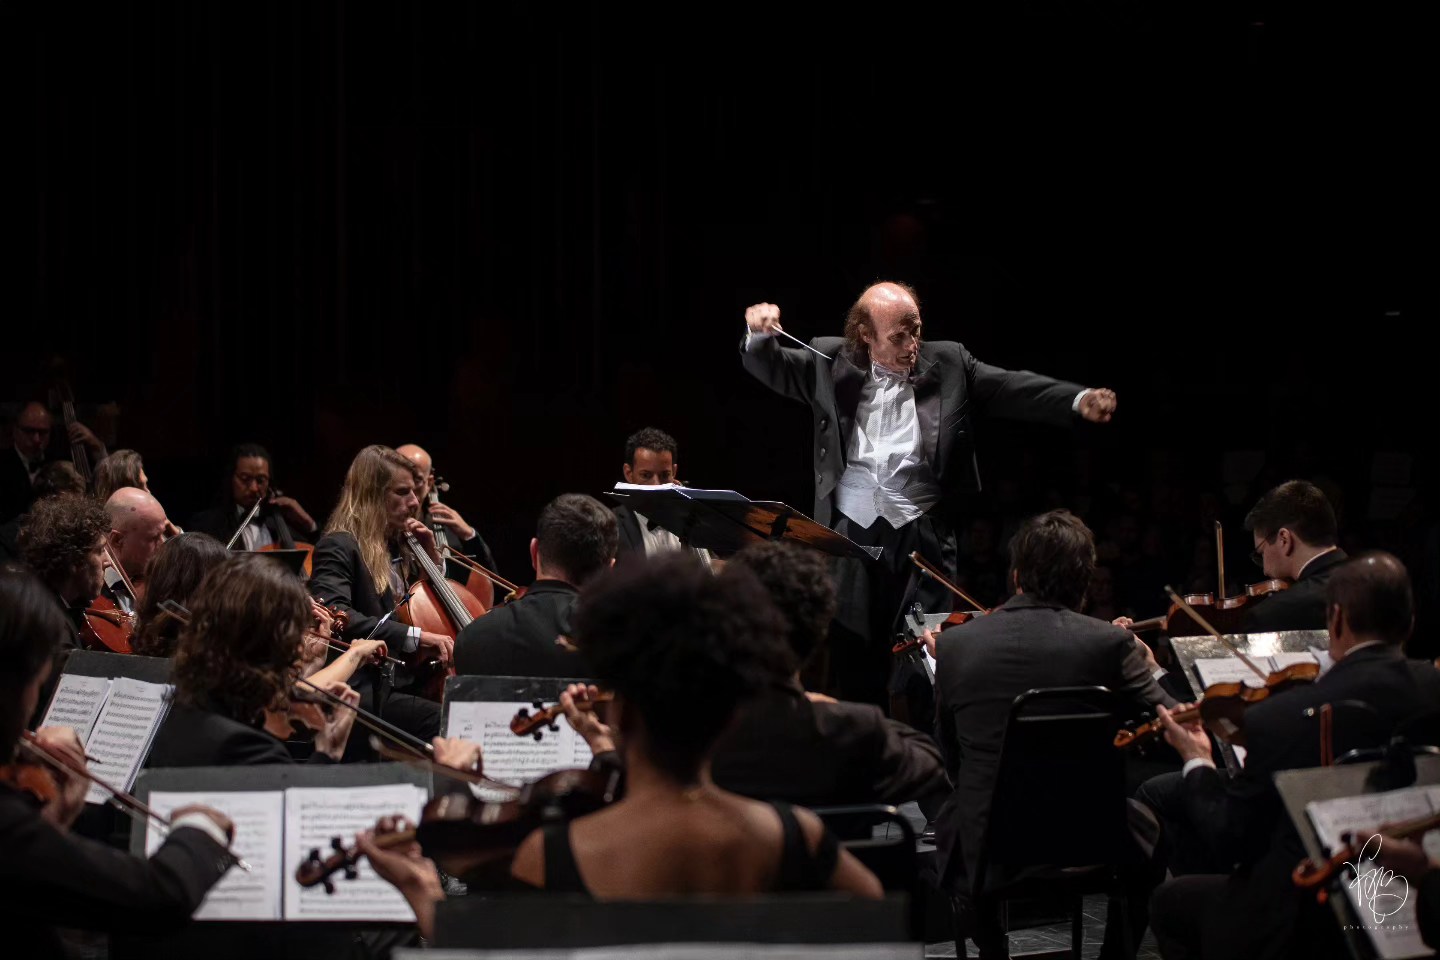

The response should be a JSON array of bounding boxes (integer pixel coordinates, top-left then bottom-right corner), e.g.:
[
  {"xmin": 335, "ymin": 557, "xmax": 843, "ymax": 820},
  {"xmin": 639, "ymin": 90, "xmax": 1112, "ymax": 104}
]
[
  {"xmin": 39, "ymin": 674, "xmax": 111, "ymax": 742},
  {"xmin": 83, "ymin": 678, "xmax": 171, "ymax": 804},
  {"xmin": 1269, "ymin": 651, "xmax": 1321, "ymax": 671},
  {"xmin": 1192, "ymin": 657, "xmax": 1268, "ymax": 689},
  {"xmin": 445, "ymin": 700, "xmax": 594, "ymax": 785},
  {"xmin": 146, "ymin": 790, "xmax": 285, "ymax": 921},
  {"xmin": 1306, "ymin": 785, "xmax": 1439, "ymax": 959},
  {"xmin": 283, "ymin": 783, "xmax": 427, "ymax": 921}
]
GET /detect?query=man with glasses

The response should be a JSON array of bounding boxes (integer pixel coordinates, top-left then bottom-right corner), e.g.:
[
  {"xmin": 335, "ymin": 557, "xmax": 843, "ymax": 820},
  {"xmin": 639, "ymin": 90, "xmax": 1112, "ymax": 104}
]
[
  {"xmin": 1241, "ymin": 479, "xmax": 1346, "ymax": 632},
  {"xmin": 2, "ymin": 401, "xmax": 106, "ymax": 524},
  {"xmin": 188, "ymin": 443, "xmax": 319, "ymax": 551}
]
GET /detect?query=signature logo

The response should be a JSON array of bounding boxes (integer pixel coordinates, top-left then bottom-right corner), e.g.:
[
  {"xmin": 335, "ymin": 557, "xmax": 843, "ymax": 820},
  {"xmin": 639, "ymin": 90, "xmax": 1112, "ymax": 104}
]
[{"xmin": 1347, "ymin": 834, "xmax": 1410, "ymax": 924}]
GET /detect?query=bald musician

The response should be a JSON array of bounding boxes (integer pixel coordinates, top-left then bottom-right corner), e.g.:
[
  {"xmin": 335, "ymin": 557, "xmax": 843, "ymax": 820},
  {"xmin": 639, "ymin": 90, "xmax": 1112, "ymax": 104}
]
[{"xmin": 396, "ymin": 443, "xmax": 499, "ymax": 601}]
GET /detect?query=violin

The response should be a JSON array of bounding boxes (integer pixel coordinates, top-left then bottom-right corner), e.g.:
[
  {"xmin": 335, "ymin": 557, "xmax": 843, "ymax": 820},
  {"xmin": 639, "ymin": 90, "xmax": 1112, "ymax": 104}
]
[
  {"xmin": 510, "ymin": 692, "xmax": 614, "ymax": 741},
  {"xmin": 305, "ymin": 599, "xmax": 401, "ymax": 668},
  {"xmin": 80, "ymin": 542, "xmax": 137, "ymax": 655},
  {"xmin": 1113, "ymin": 588, "xmax": 1319, "ymax": 750},
  {"xmin": 890, "ymin": 555, "xmax": 992, "ymax": 674},
  {"xmin": 1292, "ymin": 810, "xmax": 1440, "ymax": 902},
  {"xmin": 0, "ymin": 753, "xmax": 60, "ymax": 804},
  {"xmin": 296, "ymin": 765, "xmax": 619, "ymax": 892},
  {"xmin": 396, "ymin": 531, "xmax": 489, "ymax": 702},
  {"xmin": 1127, "ymin": 523, "xmax": 1289, "ymax": 634}
]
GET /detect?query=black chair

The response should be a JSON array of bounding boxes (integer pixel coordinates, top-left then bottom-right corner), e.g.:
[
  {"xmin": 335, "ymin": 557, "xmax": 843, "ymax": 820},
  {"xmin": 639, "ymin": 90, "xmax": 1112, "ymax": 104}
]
[
  {"xmin": 813, "ymin": 803, "xmax": 921, "ymax": 939},
  {"xmin": 966, "ymin": 686, "xmax": 1135, "ymax": 960}
]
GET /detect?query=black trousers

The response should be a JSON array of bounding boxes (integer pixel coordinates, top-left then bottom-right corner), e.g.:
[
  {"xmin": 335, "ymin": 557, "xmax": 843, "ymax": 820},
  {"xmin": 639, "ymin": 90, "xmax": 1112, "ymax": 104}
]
[
  {"xmin": 341, "ymin": 664, "xmax": 442, "ymax": 762},
  {"xmin": 1133, "ymin": 771, "xmax": 1232, "ymax": 876},
  {"xmin": 826, "ymin": 511, "xmax": 956, "ymax": 714}
]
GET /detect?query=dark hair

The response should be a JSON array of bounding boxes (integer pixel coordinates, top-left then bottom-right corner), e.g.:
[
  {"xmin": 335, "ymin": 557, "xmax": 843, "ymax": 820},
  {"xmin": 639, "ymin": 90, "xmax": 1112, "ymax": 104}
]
[
  {"xmin": 726, "ymin": 541, "xmax": 835, "ymax": 666},
  {"xmin": 131, "ymin": 533, "xmax": 232, "ymax": 657},
  {"xmin": 843, "ymin": 281, "xmax": 921, "ymax": 363},
  {"xmin": 1244, "ymin": 480, "xmax": 1338, "ymax": 547},
  {"xmin": 230, "ymin": 443, "xmax": 272, "ymax": 470},
  {"xmin": 0, "ymin": 567, "xmax": 71, "ymax": 755},
  {"xmin": 32, "ymin": 461, "xmax": 86, "ymax": 500},
  {"xmin": 624, "ymin": 427, "xmax": 678, "ymax": 466},
  {"xmin": 17, "ymin": 496, "xmax": 109, "ymax": 587},
  {"xmin": 92, "ymin": 449, "xmax": 144, "ymax": 502},
  {"xmin": 536, "ymin": 494, "xmax": 618, "ymax": 586},
  {"xmin": 171, "ymin": 553, "xmax": 310, "ymax": 726},
  {"xmin": 573, "ymin": 556, "xmax": 792, "ymax": 783},
  {"xmin": 1326, "ymin": 551, "xmax": 1413, "ymax": 646},
  {"xmin": 1009, "ymin": 510, "xmax": 1095, "ymax": 610}
]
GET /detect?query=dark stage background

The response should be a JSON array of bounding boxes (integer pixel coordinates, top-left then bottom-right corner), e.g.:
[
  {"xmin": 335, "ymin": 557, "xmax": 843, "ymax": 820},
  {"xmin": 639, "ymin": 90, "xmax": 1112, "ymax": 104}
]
[{"xmin": 3, "ymin": 3, "xmax": 1436, "ymax": 642}]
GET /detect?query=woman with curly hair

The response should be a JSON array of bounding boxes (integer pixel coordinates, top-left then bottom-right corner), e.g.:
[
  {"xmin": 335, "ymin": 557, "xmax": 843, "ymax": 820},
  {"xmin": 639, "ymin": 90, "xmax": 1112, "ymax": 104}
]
[
  {"xmin": 16, "ymin": 495, "xmax": 110, "ymax": 644},
  {"xmin": 146, "ymin": 553, "xmax": 361, "ymax": 766}
]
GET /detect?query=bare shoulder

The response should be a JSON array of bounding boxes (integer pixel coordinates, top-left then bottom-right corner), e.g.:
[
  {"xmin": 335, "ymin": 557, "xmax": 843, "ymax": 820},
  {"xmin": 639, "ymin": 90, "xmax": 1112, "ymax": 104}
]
[{"xmin": 510, "ymin": 827, "xmax": 545, "ymax": 888}]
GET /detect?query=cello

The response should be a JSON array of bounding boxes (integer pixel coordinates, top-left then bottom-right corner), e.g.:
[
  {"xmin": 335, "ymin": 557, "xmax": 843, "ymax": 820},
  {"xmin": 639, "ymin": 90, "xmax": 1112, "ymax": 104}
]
[{"xmin": 396, "ymin": 531, "xmax": 489, "ymax": 702}]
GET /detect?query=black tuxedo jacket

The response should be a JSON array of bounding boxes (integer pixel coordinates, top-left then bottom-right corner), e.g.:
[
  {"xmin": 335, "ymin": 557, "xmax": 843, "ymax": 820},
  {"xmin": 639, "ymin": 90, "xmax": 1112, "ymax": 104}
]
[
  {"xmin": 933, "ymin": 592, "xmax": 1176, "ymax": 886},
  {"xmin": 740, "ymin": 336, "xmax": 1083, "ymax": 526},
  {"xmin": 1241, "ymin": 548, "xmax": 1348, "ymax": 633},
  {"xmin": 309, "ymin": 532, "xmax": 412, "ymax": 649},
  {"xmin": 0, "ymin": 782, "xmax": 232, "ymax": 959},
  {"xmin": 711, "ymin": 682, "xmax": 949, "ymax": 808},
  {"xmin": 188, "ymin": 503, "xmax": 299, "ymax": 550},
  {"xmin": 147, "ymin": 702, "xmax": 317, "ymax": 767},
  {"xmin": 453, "ymin": 579, "xmax": 586, "ymax": 678},
  {"xmin": 612, "ymin": 503, "xmax": 709, "ymax": 569}
]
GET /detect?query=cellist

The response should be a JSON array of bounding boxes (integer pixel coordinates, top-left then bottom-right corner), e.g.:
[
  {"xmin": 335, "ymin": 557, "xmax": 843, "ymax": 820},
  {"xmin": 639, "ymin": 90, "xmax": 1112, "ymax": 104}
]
[
  {"xmin": 396, "ymin": 443, "xmax": 500, "ymax": 604},
  {"xmin": 309, "ymin": 445, "xmax": 450, "ymax": 755}
]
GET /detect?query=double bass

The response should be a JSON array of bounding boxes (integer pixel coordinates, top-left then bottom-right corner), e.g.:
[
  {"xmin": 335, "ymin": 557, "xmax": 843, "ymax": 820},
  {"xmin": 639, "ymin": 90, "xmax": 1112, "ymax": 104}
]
[{"xmin": 425, "ymin": 472, "xmax": 525, "ymax": 604}]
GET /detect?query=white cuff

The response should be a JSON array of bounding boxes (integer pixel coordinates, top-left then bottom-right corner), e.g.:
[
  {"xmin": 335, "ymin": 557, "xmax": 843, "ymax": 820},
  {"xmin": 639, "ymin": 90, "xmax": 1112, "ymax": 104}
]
[
  {"xmin": 743, "ymin": 330, "xmax": 774, "ymax": 351},
  {"xmin": 1182, "ymin": 757, "xmax": 1216, "ymax": 777},
  {"xmin": 1151, "ymin": 666, "xmax": 1168, "ymax": 681},
  {"xmin": 171, "ymin": 811, "xmax": 231, "ymax": 849},
  {"xmin": 1071, "ymin": 388, "xmax": 1091, "ymax": 413},
  {"xmin": 402, "ymin": 626, "xmax": 421, "ymax": 654}
]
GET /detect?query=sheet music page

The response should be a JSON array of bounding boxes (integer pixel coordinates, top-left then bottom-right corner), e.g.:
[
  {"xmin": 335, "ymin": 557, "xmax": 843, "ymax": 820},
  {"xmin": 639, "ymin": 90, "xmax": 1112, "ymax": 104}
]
[
  {"xmin": 283, "ymin": 783, "xmax": 427, "ymax": 921},
  {"xmin": 1269, "ymin": 651, "xmax": 1321, "ymax": 671},
  {"xmin": 1306, "ymin": 786, "xmax": 1438, "ymax": 959},
  {"xmin": 1192, "ymin": 657, "xmax": 1267, "ymax": 689},
  {"xmin": 83, "ymin": 678, "xmax": 171, "ymax": 804},
  {"xmin": 39, "ymin": 674, "xmax": 111, "ymax": 742},
  {"xmin": 445, "ymin": 700, "xmax": 593, "ymax": 786},
  {"xmin": 146, "ymin": 790, "xmax": 285, "ymax": 920}
]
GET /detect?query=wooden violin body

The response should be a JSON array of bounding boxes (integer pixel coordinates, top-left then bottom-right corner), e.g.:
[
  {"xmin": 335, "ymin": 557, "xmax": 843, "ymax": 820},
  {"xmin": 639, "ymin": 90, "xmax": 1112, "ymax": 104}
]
[
  {"xmin": 1114, "ymin": 661, "xmax": 1320, "ymax": 750},
  {"xmin": 81, "ymin": 595, "xmax": 134, "ymax": 655}
]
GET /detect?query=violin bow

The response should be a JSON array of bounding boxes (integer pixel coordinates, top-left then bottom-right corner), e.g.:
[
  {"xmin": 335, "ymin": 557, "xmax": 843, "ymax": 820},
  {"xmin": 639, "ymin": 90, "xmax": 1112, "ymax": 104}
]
[
  {"xmin": 1162, "ymin": 585, "xmax": 1268, "ymax": 682},
  {"xmin": 908, "ymin": 552, "xmax": 989, "ymax": 614}
]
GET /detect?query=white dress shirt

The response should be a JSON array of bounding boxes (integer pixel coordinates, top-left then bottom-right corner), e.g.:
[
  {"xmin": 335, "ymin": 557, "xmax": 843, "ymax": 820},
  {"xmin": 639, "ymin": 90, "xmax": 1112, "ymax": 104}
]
[
  {"xmin": 234, "ymin": 504, "xmax": 276, "ymax": 551},
  {"xmin": 635, "ymin": 510, "xmax": 714, "ymax": 565}
]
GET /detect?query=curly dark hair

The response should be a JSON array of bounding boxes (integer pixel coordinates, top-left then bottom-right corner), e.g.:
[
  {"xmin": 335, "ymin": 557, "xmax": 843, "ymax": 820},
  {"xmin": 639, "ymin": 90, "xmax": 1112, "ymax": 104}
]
[
  {"xmin": 623, "ymin": 427, "xmax": 678, "ymax": 465},
  {"xmin": 537, "ymin": 493, "xmax": 618, "ymax": 586},
  {"xmin": 92, "ymin": 449, "xmax": 144, "ymax": 503},
  {"xmin": 32, "ymin": 461, "xmax": 86, "ymax": 500},
  {"xmin": 171, "ymin": 553, "xmax": 310, "ymax": 727},
  {"xmin": 131, "ymin": 532, "xmax": 231, "ymax": 657},
  {"xmin": 725, "ymin": 541, "xmax": 835, "ymax": 667},
  {"xmin": 842, "ymin": 281, "xmax": 921, "ymax": 364},
  {"xmin": 1244, "ymin": 480, "xmax": 1338, "ymax": 548},
  {"xmin": 573, "ymin": 556, "xmax": 794, "ymax": 784},
  {"xmin": 17, "ymin": 496, "xmax": 109, "ymax": 587},
  {"xmin": 0, "ymin": 567, "xmax": 72, "ymax": 754},
  {"xmin": 1009, "ymin": 509, "xmax": 1095, "ymax": 611}
]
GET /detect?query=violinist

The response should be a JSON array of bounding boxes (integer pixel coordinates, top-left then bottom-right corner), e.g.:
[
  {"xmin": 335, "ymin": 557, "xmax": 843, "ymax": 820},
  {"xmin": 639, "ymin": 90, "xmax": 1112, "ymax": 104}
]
[
  {"xmin": 611, "ymin": 427, "xmax": 714, "ymax": 569},
  {"xmin": 0, "ymin": 567, "xmax": 237, "ymax": 959},
  {"xmin": 1241, "ymin": 479, "xmax": 1347, "ymax": 633},
  {"xmin": 146, "ymin": 553, "xmax": 362, "ymax": 766},
  {"xmin": 16, "ymin": 495, "xmax": 109, "ymax": 653},
  {"xmin": 2, "ymin": 400, "xmax": 106, "ymax": 524},
  {"xmin": 0, "ymin": 461, "xmax": 86, "ymax": 565},
  {"xmin": 187, "ymin": 443, "xmax": 317, "ymax": 550},
  {"xmin": 396, "ymin": 443, "xmax": 500, "ymax": 597},
  {"xmin": 931, "ymin": 510, "xmax": 1174, "ymax": 959},
  {"xmin": 708, "ymin": 540, "xmax": 949, "ymax": 810},
  {"xmin": 309, "ymin": 445, "xmax": 446, "ymax": 751},
  {"xmin": 452, "ymin": 494, "xmax": 617, "ymax": 678},
  {"xmin": 1143, "ymin": 552, "xmax": 1440, "ymax": 960},
  {"xmin": 129, "ymin": 532, "xmax": 230, "ymax": 657},
  {"xmin": 509, "ymin": 556, "xmax": 883, "ymax": 899},
  {"xmin": 102, "ymin": 487, "xmax": 171, "ymax": 615}
]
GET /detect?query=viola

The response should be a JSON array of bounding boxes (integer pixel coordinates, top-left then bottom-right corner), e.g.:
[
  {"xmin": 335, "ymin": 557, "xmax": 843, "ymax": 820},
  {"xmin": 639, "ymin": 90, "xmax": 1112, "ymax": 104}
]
[
  {"xmin": 80, "ymin": 542, "xmax": 138, "ymax": 654},
  {"xmin": 1127, "ymin": 523, "xmax": 1289, "ymax": 634},
  {"xmin": 0, "ymin": 755, "xmax": 60, "ymax": 804},
  {"xmin": 1293, "ymin": 810, "xmax": 1440, "ymax": 902},
  {"xmin": 296, "ymin": 766, "xmax": 619, "ymax": 892},
  {"xmin": 396, "ymin": 531, "xmax": 489, "ymax": 702},
  {"xmin": 510, "ymin": 692, "xmax": 614, "ymax": 741},
  {"xmin": 1113, "ymin": 588, "xmax": 1319, "ymax": 750}
]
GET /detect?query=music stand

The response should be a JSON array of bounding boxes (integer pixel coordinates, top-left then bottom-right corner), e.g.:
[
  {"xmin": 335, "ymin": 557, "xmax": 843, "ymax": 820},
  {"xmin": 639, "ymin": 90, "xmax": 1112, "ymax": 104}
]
[{"xmin": 608, "ymin": 485, "xmax": 880, "ymax": 560}]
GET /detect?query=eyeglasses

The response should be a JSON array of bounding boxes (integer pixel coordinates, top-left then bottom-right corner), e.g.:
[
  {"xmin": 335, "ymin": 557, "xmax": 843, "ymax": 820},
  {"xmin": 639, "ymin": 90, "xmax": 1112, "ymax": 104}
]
[{"xmin": 1250, "ymin": 533, "xmax": 1277, "ymax": 568}]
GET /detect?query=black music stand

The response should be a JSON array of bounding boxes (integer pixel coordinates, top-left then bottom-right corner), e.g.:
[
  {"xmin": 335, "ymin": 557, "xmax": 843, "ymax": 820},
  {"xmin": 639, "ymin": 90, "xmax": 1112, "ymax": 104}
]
[
  {"xmin": 52, "ymin": 649, "xmax": 173, "ymax": 686},
  {"xmin": 608, "ymin": 485, "xmax": 881, "ymax": 560}
]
